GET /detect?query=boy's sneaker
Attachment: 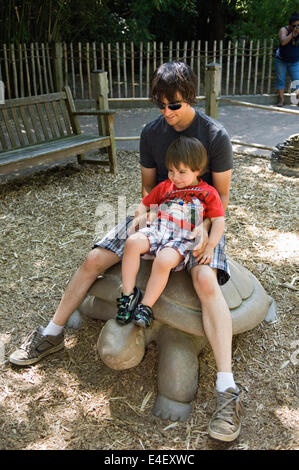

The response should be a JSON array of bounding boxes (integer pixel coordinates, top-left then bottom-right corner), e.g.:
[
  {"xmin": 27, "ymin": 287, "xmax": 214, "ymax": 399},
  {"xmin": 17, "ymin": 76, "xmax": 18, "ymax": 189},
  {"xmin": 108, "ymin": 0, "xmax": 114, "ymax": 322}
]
[
  {"xmin": 133, "ymin": 304, "xmax": 154, "ymax": 328},
  {"xmin": 208, "ymin": 387, "xmax": 245, "ymax": 442},
  {"xmin": 9, "ymin": 327, "xmax": 64, "ymax": 366},
  {"xmin": 116, "ymin": 287, "xmax": 142, "ymax": 325}
]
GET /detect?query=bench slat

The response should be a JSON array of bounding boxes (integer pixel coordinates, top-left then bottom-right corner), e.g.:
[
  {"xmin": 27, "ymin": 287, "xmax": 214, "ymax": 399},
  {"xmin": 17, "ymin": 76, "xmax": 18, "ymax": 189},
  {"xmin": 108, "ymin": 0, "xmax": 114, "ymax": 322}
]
[
  {"xmin": 52, "ymin": 101, "xmax": 65, "ymax": 137},
  {"xmin": 59, "ymin": 99, "xmax": 72, "ymax": 135},
  {"xmin": 1, "ymin": 108, "xmax": 17, "ymax": 147},
  {"xmin": 35, "ymin": 102, "xmax": 50, "ymax": 140},
  {"xmin": 0, "ymin": 113, "xmax": 8, "ymax": 150},
  {"xmin": 11, "ymin": 107, "xmax": 26, "ymax": 146},
  {"xmin": 0, "ymin": 135, "xmax": 111, "ymax": 175},
  {"xmin": 19, "ymin": 106, "xmax": 35, "ymax": 145},
  {"xmin": 0, "ymin": 92, "xmax": 67, "ymax": 109},
  {"xmin": 44, "ymin": 102, "xmax": 58, "ymax": 139}
]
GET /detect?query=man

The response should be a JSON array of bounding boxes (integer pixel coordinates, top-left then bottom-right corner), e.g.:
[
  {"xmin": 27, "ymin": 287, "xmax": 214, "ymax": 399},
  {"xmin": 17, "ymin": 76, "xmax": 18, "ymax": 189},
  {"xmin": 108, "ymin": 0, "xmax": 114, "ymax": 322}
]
[{"xmin": 10, "ymin": 61, "xmax": 244, "ymax": 442}]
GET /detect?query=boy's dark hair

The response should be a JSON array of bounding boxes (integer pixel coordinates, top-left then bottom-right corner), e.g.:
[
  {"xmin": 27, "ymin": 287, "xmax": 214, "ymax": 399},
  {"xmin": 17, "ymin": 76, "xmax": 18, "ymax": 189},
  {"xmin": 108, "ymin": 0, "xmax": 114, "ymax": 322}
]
[
  {"xmin": 150, "ymin": 61, "xmax": 198, "ymax": 106},
  {"xmin": 165, "ymin": 136, "xmax": 208, "ymax": 175},
  {"xmin": 289, "ymin": 11, "xmax": 299, "ymax": 24}
]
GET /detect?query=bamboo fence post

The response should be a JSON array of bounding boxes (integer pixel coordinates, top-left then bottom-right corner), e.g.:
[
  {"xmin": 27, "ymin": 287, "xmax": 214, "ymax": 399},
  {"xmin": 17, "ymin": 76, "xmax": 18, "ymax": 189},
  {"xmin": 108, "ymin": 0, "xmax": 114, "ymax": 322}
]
[
  {"xmin": 46, "ymin": 42, "xmax": 54, "ymax": 92},
  {"xmin": 197, "ymin": 40, "xmax": 201, "ymax": 96},
  {"xmin": 254, "ymin": 40, "xmax": 260, "ymax": 94},
  {"xmin": 146, "ymin": 42, "xmax": 150, "ymax": 97},
  {"xmin": 219, "ymin": 40, "xmax": 223, "ymax": 93},
  {"xmin": 232, "ymin": 40, "xmax": 238, "ymax": 95},
  {"xmin": 116, "ymin": 42, "xmax": 121, "ymax": 97},
  {"xmin": 78, "ymin": 42, "xmax": 84, "ymax": 98},
  {"xmin": 247, "ymin": 40, "xmax": 253, "ymax": 94},
  {"xmin": 160, "ymin": 41, "xmax": 163, "ymax": 65},
  {"xmin": 169, "ymin": 40, "xmax": 173, "ymax": 61},
  {"xmin": 139, "ymin": 42, "xmax": 143, "ymax": 97},
  {"xmin": 183, "ymin": 40, "xmax": 187, "ymax": 63},
  {"xmin": 11, "ymin": 43, "xmax": 19, "ymax": 98},
  {"xmin": 153, "ymin": 41, "xmax": 157, "ymax": 71},
  {"xmin": 176, "ymin": 41, "xmax": 180, "ymax": 60},
  {"xmin": 107, "ymin": 43, "xmax": 113, "ymax": 97},
  {"xmin": 226, "ymin": 40, "xmax": 231, "ymax": 95},
  {"xmin": 35, "ymin": 42, "xmax": 43, "ymax": 94},
  {"xmin": 30, "ymin": 43, "xmax": 37, "ymax": 96},
  {"xmin": 3, "ymin": 44, "xmax": 11, "ymax": 99},
  {"xmin": 240, "ymin": 39, "xmax": 245, "ymax": 94},
  {"xmin": 23, "ymin": 43, "xmax": 31, "ymax": 96},
  {"xmin": 130, "ymin": 41, "xmax": 135, "ymax": 98},
  {"xmin": 100, "ymin": 42, "xmax": 105, "ymax": 71},
  {"xmin": 123, "ymin": 42, "xmax": 128, "ymax": 98},
  {"xmin": 190, "ymin": 40, "xmax": 195, "ymax": 69},
  {"xmin": 18, "ymin": 43, "xmax": 24, "ymax": 97},
  {"xmin": 86, "ymin": 42, "xmax": 92, "ymax": 98},
  {"xmin": 54, "ymin": 42, "xmax": 63, "ymax": 92},
  {"xmin": 260, "ymin": 39, "xmax": 267, "ymax": 94},
  {"xmin": 267, "ymin": 38, "xmax": 273, "ymax": 94},
  {"xmin": 92, "ymin": 41, "xmax": 97, "ymax": 71},
  {"xmin": 41, "ymin": 43, "xmax": 49, "ymax": 93},
  {"xmin": 70, "ymin": 42, "xmax": 76, "ymax": 97}
]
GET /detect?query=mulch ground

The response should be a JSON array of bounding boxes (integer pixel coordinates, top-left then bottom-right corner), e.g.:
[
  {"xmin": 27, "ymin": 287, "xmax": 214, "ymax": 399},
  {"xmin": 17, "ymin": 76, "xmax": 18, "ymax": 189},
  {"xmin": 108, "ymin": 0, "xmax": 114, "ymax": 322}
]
[{"xmin": 0, "ymin": 151, "xmax": 298, "ymax": 450}]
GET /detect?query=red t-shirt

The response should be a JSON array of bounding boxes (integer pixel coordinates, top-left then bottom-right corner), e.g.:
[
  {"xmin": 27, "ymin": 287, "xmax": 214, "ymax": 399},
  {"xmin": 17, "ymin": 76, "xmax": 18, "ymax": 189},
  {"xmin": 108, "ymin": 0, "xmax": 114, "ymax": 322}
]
[{"xmin": 142, "ymin": 179, "xmax": 224, "ymax": 230}]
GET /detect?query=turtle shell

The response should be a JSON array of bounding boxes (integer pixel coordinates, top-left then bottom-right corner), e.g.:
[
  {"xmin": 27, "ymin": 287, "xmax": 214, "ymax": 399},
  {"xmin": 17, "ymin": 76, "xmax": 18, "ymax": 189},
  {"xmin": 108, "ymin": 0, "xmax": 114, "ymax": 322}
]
[{"xmin": 86, "ymin": 257, "xmax": 270, "ymax": 336}]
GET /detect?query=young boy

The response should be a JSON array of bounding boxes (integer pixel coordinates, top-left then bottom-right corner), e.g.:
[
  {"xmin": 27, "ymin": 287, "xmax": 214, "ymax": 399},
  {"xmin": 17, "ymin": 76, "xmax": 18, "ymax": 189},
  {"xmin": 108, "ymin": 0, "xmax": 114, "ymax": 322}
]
[{"xmin": 116, "ymin": 136, "xmax": 225, "ymax": 328}]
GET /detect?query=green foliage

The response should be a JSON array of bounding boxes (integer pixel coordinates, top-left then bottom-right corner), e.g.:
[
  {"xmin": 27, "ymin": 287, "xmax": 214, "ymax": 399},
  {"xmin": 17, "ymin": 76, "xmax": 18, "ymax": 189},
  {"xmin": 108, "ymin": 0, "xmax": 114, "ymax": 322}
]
[
  {"xmin": 226, "ymin": 0, "xmax": 299, "ymax": 41},
  {"xmin": 0, "ymin": 0, "xmax": 298, "ymax": 44}
]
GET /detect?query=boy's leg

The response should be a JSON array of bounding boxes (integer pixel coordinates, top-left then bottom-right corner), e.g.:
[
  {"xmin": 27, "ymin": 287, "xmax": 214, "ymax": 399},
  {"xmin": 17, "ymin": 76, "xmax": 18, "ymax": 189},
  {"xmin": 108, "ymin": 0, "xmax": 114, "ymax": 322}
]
[
  {"xmin": 121, "ymin": 233, "xmax": 150, "ymax": 295},
  {"xmin": 133, "ymin": 247, "xmax": 183, "ymax": 329},
  {"xmin": 142, "ymin": 248, "xmax": 183, "ymax": 308}
]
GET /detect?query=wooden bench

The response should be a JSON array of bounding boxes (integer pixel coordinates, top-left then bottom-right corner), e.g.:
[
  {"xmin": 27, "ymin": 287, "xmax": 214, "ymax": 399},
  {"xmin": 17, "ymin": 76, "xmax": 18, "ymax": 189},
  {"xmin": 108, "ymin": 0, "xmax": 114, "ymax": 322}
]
[{"xmin": 0, "ymin": 86, "xmax": 117, "ymax": 176}]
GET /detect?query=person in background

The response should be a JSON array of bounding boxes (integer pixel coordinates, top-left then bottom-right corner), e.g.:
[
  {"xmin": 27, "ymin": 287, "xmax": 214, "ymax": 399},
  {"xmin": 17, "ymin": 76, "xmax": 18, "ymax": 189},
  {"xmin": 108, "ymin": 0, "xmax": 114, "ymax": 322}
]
[{"xmin": 275, "ymin": 12, "xmax": 299, "ymax": 106}]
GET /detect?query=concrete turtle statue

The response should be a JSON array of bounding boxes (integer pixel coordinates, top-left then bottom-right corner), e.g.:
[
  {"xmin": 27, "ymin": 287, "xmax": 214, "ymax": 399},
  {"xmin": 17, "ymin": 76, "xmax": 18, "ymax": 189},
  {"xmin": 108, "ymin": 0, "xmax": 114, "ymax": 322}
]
[{"xmin": 70, "ymin": 257, "xmax": 276, "ymax": 422}]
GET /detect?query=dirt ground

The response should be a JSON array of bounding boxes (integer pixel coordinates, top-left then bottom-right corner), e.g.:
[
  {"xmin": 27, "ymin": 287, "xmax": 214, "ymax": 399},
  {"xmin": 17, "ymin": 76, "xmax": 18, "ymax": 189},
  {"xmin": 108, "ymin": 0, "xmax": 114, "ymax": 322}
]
[{"xmin": 0, "ymin": 151, "xmax": 298, "ymax": 450}]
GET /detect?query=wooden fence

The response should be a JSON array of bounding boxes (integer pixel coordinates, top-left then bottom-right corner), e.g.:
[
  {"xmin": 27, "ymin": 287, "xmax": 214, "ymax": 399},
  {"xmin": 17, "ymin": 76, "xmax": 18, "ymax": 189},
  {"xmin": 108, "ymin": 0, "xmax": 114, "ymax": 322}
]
[{"xmin": 0, "ymin": 39, "xmax": 286, "ymax": 100}]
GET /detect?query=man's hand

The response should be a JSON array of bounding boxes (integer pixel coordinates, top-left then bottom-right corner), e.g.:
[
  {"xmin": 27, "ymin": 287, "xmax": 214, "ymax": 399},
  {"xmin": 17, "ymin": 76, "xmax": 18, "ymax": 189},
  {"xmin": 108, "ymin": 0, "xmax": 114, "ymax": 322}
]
[{"xmin": 197, "ymin": 243, "xmax": 214, "ymax": 265}]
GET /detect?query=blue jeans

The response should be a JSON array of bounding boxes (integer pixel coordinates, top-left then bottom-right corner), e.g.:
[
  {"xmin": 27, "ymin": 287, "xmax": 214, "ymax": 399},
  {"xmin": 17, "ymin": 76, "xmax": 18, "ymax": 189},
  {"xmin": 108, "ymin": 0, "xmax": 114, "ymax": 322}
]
[{"xmin": 275, "ymin": 57, "xmax": 299, "ymax": 90}]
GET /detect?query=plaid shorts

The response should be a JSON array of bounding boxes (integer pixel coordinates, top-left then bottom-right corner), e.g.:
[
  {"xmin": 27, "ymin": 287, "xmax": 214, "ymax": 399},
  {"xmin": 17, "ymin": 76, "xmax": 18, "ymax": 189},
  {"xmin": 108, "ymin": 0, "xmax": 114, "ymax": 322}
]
[
  {"xmin": 94, "ymin": 216, "xmax": 230, "ymax": 285},
  {"xmin": 138, "ymin": 218, "xmax": 196, "ymax": 272}
]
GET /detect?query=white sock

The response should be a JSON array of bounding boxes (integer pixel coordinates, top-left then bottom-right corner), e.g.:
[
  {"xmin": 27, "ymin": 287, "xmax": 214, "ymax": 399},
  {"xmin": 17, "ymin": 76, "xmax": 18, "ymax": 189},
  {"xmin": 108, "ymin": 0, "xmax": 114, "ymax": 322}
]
[
  {"xmin": 216, "ymin": 372, "xmax": 237, "ymax": 393},
  {"xmin": 42, "ymin": 320, "xmax": 64, "ymax": 337}
]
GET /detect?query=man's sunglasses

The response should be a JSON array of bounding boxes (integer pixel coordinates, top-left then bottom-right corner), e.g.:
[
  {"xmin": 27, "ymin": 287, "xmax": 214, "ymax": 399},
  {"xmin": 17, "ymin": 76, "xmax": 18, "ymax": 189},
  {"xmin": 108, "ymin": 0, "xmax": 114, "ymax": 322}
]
[{"xmin": 158, "ymin": 102, "xmax": 184, "ymax": 111}]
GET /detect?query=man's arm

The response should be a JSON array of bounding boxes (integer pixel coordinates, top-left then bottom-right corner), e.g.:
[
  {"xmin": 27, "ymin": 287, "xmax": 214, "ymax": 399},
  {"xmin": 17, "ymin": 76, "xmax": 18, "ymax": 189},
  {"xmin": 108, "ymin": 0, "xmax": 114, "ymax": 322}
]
[
  {"xmin": 192, "ymin": 169, "xmax": 231, "ymax": 258},
  {"xmin": 212, "ymin": 169, "xmax": 232, "ymax": 212},
  {"xmin": 141, "ymin": 166, "xmax": 157, "ymax": 198}
]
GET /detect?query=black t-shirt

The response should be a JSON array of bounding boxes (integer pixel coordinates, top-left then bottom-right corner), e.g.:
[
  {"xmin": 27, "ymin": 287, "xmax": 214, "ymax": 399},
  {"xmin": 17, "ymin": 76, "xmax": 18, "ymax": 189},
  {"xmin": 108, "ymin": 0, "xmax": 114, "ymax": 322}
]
[{"xmin": 139, "ymin": 111, "xmax": 233, "ymax": 186}]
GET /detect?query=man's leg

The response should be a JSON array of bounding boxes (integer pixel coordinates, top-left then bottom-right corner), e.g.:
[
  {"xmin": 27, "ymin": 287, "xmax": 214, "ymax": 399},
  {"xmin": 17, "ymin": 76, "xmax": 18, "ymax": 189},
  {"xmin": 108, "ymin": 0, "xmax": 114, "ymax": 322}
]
[
  {"xmin": 9, "ymin": 247, "xmax": 120, "ymax": 365},
  {"xmin": 191, "ymin": 264, "xmax": 245, "ymax": 442},
  {"xmin": 191, "ymin": 264, "xmax": 232, "ymax": 372}
]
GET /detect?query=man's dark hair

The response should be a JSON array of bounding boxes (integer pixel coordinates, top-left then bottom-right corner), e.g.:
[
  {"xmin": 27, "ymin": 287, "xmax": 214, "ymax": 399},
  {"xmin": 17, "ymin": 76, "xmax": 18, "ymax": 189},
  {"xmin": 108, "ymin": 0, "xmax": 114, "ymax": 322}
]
[
  {"xmin": 150, "ymin": 61, "xmax": 198, "ymax": 106},
  {"xmin": 289, "ymin": 11, "xmax": 299, "ymax": 24}
]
